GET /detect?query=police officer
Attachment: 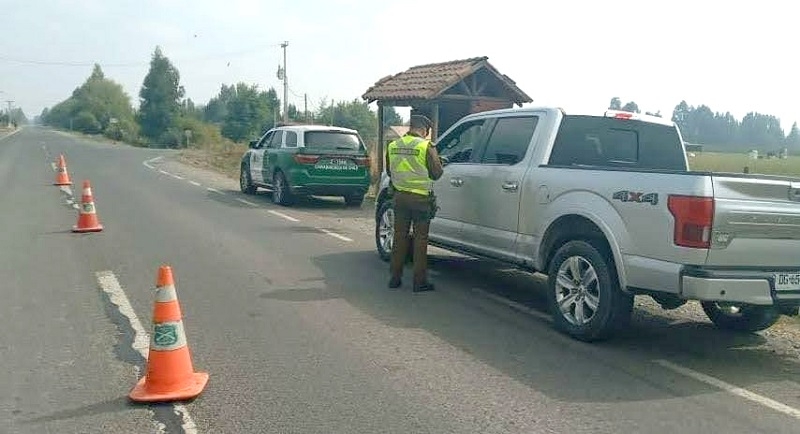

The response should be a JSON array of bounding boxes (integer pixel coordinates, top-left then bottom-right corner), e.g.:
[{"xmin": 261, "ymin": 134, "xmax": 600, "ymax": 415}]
[{"xmin": 385, "ymin": 114, "xmax": 444, "ymax": 292}]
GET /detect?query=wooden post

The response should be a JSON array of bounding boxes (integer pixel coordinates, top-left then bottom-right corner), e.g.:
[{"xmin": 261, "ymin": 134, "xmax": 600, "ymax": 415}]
[
  {"xmin": 377, "ymin": 103, "xmax": 385, "ymax": 175},
  {"xmin": 431, "ymin": 102, "xmax": 440, "ymax": 142}
]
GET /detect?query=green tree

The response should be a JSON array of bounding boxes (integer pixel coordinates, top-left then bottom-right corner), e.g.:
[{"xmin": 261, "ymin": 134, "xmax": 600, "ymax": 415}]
[
  {"xmin": 181, "ymin": 98, "xmax": 203, "ymax": 120},
  {"xmin": 4, "ymin": 107, "xmax": 28, "ymax": 125},
  {"xmin": 621, "ymin": 101, "xmax": 640, "ymax": 113},
  {"xmin": 138, "ymin": 46, "xmax": 185, "ymax": 144},
  {"xmin": 608, "ymin": 97, "xmax": 622, "ymax": 110},
  {"xmin": 41, "ymin": 64, "xmax": 136, "ymax": 139},
  {"xmin": 72, "ymin": 110, "xmax": 101, "ymax": 134},
  {"xmin": 221, "ymin": 83, "xmax": 277, "ymax": 142},
  {"xmin": 204, "ymin": 84, "xmax": 236, "ymax": 124},
  {"xmin": 316, "ymin": 99, "xmax": 378, "ymax": 144},
  {"xmin": 382, "ymin": 106, "xmax": 403, "ymax": 127},
  {"xmin": 785, "ymin": 122, "xmax": 800, "ymax": 149}
]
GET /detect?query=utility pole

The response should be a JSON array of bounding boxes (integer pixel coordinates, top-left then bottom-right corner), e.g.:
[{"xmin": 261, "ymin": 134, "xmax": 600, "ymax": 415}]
[
  {"xmin": 304, "ymin": 93, "xmax": 308, "ymax": 123},
  {"xmin": 280, "ymin": 41, "xmax": 289, "ymax": 123}
]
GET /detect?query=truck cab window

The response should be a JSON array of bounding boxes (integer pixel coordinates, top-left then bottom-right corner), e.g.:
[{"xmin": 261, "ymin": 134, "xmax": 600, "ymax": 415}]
[
  {"xmin": 479, "ymin": 116, "xmax": 539, "ymax": 165},
  {"xmin": 436, "ymin": 120, "xmax": 485, "ymax": 164}
]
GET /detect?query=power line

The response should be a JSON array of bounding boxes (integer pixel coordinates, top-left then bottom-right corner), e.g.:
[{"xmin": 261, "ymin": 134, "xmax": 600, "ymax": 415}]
[{"xmin": 0, "ymin": 43, "xmax": 285, "ymax": 68}]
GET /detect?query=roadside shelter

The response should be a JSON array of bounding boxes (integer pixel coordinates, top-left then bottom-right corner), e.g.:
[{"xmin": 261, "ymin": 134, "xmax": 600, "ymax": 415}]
[{"xmin": 362, "ymin": 56, "xmax": 532, "ymax": 173}]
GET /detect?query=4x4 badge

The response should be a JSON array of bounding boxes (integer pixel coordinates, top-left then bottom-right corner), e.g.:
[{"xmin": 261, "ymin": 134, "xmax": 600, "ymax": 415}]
[{"xmin": 613, "ymin": 190, "xmax": 659, "ymax": 206}]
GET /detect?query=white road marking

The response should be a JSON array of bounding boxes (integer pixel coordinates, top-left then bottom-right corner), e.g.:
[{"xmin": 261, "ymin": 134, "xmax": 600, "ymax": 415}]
[
  {"xmin": 143, "ymin": 156, "xmax": 163, "ymax": 169},
  {"xmin": 268, "ymin": 209, "xmax": 300, "ymax": 222},
  {"xmin": 0, "ymin": 129, "xmax": 20, "ymax": 141},
  {"xmin": 236, "ymin": 198, "xmax": 258, "ymax": 207},
  {"xmin": 470, "ymin": 287, "xmax": 552, "ymax": 322},
  {"xmin": 318, "ymin": 228, "xmax": 353, "ymax": 242},
  {"xmin": 159, "ymin": 170, "xmax": 170, "ymax": 175},
  {"xmin": 51, "ymin": 162, "xmax": 57, "ymax": 171},
  {"xmin": 189, "ymin": 181, "xmax": 201, "ymax": 187},
  {"xmin": 206, "ymin": 187, "xmax": 221, "ymax": 193},
  {"xmin": 170, "ymin": 174, "xmax": 185, "ymax": 180},
  {"xmin": 655, "ymin": 359, "xmax": 800, "ymax": 420},
  {"xmin": 60, "ymin": 186, "xmax": 73, "ymax": 197},
  {"xmin": 96, "ymin": 271, "xmax": 200, "ymax": 434}
]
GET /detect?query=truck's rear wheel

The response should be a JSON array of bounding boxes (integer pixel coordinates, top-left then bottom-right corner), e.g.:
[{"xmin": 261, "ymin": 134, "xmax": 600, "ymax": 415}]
[
  {"xmin": 701, "ymin": 302, "xmax": 780, "ymax": 332},
  {"xmin": 546, "ymin": 240, "xmax": 633, "ymax": 342}
]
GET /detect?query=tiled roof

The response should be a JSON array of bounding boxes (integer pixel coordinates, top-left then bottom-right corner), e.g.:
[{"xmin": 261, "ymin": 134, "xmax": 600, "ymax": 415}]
[{"xmin": 362, "ymin": 56, "xmax": 531, "ymax": 104}]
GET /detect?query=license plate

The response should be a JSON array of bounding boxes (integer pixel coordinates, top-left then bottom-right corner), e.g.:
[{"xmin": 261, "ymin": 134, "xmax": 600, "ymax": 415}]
[
  {"xmin": 314, "ymin": 158, "xmax": 357, "ymax": 171},
  {"xmin": 774, "ymin": 273, "xmax": 800, "ymax": 291}
]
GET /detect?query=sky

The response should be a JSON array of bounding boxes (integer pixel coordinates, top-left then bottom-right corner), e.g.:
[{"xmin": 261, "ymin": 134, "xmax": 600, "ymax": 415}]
[{"xmin": 2, "ymin": 0, "xmax": 798, "ymax": 131}]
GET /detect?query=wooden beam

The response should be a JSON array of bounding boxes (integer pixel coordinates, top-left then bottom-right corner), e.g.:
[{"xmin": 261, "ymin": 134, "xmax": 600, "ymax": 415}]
[
  {"xmin": 377, "ymin": 103, "xmax": 385, "ymax": 176},
  {"xmin": 457, "ymin": 80, "xmax": 473, "ymax": 96},
  {"xmin": 475, "ymin": 80, "xmax": 488, "ymax": 96},
  {"xmin": 439, "ymin": 95, "xmax": 513, "ymax": 103},
  {"xmin": 431, "ymin": 103, "xmax": 440, "ymax": 142},
  {"xmin": 372, "ymin": 99, "xmax": 422, "ymax": 108}
]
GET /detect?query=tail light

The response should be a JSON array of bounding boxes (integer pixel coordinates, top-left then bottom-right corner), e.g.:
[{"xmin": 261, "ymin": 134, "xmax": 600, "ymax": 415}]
[
  {"xmin": 293, "ymin": 154, "xmax": 320, "ymax": 165},
  {"xmin": 353, "ymin": 156, "xmax": 370, "ymax": 167},
  {"xmin": 667, "ymin": 195, "xmax": 714, "ymax": 248}
]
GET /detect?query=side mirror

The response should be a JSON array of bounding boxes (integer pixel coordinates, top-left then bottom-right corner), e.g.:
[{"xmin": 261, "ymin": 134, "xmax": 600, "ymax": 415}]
[
  {"xmin": 439, "ymin": 156, "xmax": 450, "ymax": 167},
  {"xmin": 249, "ymin": 140, "xmax": 258, "ymax": 149}
]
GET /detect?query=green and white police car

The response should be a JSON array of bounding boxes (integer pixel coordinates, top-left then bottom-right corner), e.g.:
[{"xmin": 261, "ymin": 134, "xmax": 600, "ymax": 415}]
[{"xmin": 240, "ymin": 125, "xmax": 372, "ymax": 206}]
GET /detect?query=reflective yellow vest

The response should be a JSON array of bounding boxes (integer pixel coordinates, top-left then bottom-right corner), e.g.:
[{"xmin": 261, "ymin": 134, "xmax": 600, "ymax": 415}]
[{"xmin": 387, "ymin": 135, "xmax": 432, "ymax": 196}]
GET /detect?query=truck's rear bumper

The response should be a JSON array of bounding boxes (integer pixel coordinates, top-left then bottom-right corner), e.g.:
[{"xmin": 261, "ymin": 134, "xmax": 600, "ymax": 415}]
[{"xmin": 681, "ymin": 267, "xmax": 800, "ymax": 307}]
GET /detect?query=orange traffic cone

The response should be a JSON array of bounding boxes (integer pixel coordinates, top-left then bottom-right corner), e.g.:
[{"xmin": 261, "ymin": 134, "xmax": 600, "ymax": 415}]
[
  {"xmin": 129, "ymin": 265, "xmax": 209, "ymax": 402},
  {"xmin": 54, "ymin": 155, "xmax": 72, "ymax": 186},
  {"xmin": 72, "ymin": 180, "xmax": 104, "ymax": 233}
]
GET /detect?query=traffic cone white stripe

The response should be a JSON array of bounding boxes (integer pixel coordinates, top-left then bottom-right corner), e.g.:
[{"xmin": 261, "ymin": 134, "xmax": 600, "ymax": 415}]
[{"xmin": 155, "ymin": 284, "xmax": 178, "ymax": 303}]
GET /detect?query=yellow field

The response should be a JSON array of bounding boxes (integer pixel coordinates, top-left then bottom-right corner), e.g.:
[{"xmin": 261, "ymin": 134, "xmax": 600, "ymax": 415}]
[{"xmin": 689, "ymin": 152, "xmax": 800, "ymax": 178}]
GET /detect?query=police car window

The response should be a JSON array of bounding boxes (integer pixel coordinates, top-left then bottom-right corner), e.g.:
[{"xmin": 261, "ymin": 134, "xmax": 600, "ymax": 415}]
[
  {"xmin": 268, "ymin": 131, "xmax": 283, "ymax": 148},
  {"xmin": 258, "ymin": 131, "xmax": 273, "ymax": 148},
  {"xmin": 437, "ymin": 119, "xmax": 485, "ymax": 164},
  {"xmin": 285, "ymin": 131, "xmax": 298, "ymax": 147},
  {"xmin": 480, "ymin": 116, "xmax": 539, "ymax": 165}
]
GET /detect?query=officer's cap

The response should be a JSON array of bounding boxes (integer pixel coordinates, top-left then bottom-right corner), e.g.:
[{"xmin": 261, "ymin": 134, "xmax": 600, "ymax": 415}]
[{"xmin": 409, "ymin": 114, "xmax": 433, "ymax": 130}]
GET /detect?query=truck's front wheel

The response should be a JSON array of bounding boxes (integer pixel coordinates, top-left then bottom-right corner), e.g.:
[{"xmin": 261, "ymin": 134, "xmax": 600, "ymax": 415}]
[
  {"xmin": 701, "ymin": 302, "xmax": 781, "ymax": 332},
  {"xmin": 546, "ymin": 240, "xmax": 633, "ymax": 342},
  {"xmin": 375, "ymin": 199, "xmax": 413, "ymax": 264}
]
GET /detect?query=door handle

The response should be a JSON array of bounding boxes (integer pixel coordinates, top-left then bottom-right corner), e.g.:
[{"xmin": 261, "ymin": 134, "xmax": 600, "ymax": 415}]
[
  {"xmin": 501, "ymin": 182, "xmax": 518, "ymax": 191},
  {"xmin": 450, "ymin": 178, "xmax": 463, "ymax": 187}
]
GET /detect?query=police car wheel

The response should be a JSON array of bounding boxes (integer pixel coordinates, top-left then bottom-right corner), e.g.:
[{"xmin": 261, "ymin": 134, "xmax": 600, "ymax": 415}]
[{"xmin": 240, "ymin": 164, "xmax": 256, "ymax": 195}]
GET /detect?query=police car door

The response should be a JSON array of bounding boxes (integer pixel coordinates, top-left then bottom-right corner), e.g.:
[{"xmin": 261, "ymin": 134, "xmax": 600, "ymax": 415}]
[{"xmin": 250, "ymin": 130, "xmax": 273, "ymax": 185}]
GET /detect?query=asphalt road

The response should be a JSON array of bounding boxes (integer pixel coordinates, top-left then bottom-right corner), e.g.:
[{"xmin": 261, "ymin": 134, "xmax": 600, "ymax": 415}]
[{"xmin": 2, "ymin": 127, "xmax": 800, "ymax": 434}]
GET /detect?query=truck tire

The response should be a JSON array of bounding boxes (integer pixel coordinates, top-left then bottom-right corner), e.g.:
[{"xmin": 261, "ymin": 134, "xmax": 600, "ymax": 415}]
[
  {"xmin": 546, "ymin": 240, "xmax": 633, "ymax": 342},
  {"xmin": 700, "ymin": 302, "xmax": 781, "ymax": 333},
  {"xmin": 375, "ymin": 199, "xmax": 413, "ymax": 263}
]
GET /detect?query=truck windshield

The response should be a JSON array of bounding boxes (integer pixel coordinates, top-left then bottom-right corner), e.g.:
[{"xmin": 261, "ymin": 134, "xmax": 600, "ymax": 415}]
[
  {"xmin": 549, "ymin": 116, "xmax": 687, "ymax": 171},
  {"xmin": 304, "ymin": 131, "xmax": 364, "ymax": 151}
]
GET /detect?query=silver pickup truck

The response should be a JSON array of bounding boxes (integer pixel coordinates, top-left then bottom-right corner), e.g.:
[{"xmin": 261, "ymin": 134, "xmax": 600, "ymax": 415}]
[{"xmin": 374, "ymin": 107, "xmax": 800, "ymax": 341}]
